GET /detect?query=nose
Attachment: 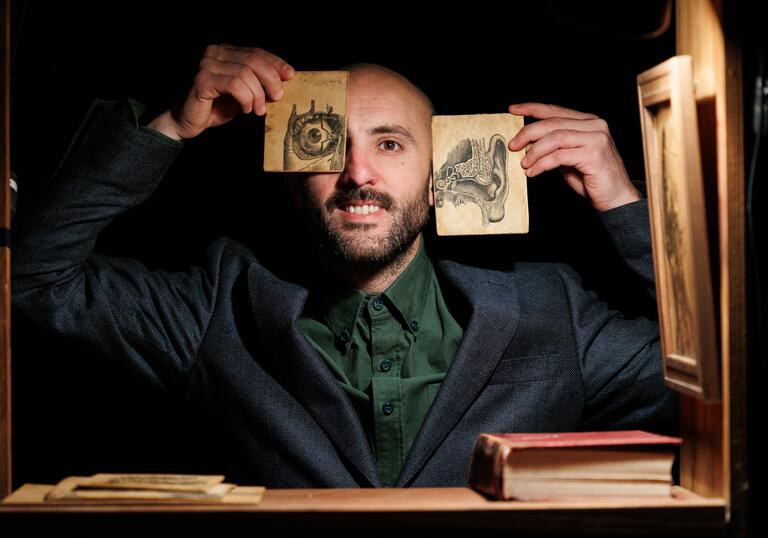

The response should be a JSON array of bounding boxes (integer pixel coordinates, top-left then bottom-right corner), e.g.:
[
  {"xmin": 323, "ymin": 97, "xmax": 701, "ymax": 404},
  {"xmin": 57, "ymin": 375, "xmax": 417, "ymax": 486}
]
[{"xmin": 338, "ymin": 139, "xmax": 377, "ymax": 189}]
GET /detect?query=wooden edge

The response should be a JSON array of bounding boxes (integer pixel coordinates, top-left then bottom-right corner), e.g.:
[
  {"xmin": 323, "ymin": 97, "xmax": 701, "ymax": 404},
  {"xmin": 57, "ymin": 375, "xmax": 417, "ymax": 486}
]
[
  {"xmin": 0, "ymin": 0, "xmax": 11, "ymax": 501},
  {"xmin": 0, "ymin": 485, "xmax": 725, "ymax": 513},
  {"xmin": 671, "ymin": 55, "xmax": 721, "ymax": 401}
]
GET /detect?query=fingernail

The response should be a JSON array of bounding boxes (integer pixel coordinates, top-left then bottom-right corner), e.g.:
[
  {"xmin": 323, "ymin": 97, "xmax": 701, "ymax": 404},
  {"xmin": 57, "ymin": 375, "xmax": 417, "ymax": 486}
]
[
  {"xmin": 275, "ymin": 87, "xmax": 284, "ymax": 99},
  {"xmin": 286, "ymin": 66, "xmax": 295, "ymax": 77}
]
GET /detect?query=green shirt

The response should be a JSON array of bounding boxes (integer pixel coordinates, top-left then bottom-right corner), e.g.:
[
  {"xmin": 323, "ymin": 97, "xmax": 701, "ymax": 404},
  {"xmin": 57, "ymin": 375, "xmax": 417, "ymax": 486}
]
[
  {"xmin": 121, "ymin": 99, "xmax": 463, "ymax": 485},
  {"xmin": 298, "ymin": 241, "xmax": 464, "ymax": 486}
]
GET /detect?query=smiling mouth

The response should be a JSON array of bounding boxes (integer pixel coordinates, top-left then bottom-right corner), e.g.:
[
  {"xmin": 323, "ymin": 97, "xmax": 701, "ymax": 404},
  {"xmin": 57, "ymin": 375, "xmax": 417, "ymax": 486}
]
[{"xmin": 341, "ymin": 204, "xmax": 383, "ymax": 215}]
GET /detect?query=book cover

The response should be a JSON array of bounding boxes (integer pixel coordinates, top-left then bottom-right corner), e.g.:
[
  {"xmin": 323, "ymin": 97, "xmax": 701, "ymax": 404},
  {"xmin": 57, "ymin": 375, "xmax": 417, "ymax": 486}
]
[{"xmin": 468, "ymin": 430, "xmax": 681, "ymax": 501}]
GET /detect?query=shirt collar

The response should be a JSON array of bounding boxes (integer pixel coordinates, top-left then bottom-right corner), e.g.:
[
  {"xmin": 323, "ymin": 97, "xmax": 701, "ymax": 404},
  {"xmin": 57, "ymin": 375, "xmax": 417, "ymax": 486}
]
[{"xmin": 316, "ymin": 239, "xmax": 433, "ymax": 341}]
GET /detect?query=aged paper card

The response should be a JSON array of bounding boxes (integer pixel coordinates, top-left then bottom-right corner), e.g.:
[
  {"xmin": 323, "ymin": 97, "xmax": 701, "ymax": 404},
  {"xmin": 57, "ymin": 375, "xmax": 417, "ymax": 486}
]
[
  {"xmin": 264, "ymin": 71, "xmax": 348, "ymax": 172},
  {"xmin": 432, "ymin": 114, "xmax": 527, "ymax": 235}
]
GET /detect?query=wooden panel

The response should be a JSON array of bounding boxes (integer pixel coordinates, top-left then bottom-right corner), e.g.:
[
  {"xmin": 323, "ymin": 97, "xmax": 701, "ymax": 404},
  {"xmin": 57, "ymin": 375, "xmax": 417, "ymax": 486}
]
[
  {"xmin": 636, "ymin": 56, "xmax": 721, "ymax": 401},
  {"xmin": 676, "ymin": 0, "xmax": 747, "ymax": 534},
  {"xmin": 0, "ymin": 0, "xmax": 12, "ymax": 501}
]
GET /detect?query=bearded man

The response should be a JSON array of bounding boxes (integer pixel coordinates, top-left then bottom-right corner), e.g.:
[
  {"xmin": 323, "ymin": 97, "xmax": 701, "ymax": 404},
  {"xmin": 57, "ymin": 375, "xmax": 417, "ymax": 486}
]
[{"xmin": 12, "ymin": 45, "xmax": 676, "ymax": 488}]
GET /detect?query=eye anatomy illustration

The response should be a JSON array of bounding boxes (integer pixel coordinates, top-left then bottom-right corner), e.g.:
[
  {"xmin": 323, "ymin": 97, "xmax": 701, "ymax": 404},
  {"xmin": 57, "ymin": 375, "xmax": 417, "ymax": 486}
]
[
  {"xmin": 435, "ymin": 134, "xmax": 509, "ymax": 227},
  {"xmin": 263, "ymin": 71, "xmax": 349, "ymax": 173},
  {"xmin": 283, "ymin": 100, "xmax": 345, "ymax": 171}
]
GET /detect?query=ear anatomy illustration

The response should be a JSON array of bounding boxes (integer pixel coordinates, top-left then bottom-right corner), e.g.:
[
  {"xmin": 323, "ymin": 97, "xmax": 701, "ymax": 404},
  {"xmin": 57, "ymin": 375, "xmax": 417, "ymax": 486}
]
[
  {"xmin": 435, "ymin": 134, "xmax": 509, "ymax": 227},
  {"xmin": 431, "ymin": 114, "xmax": 528, "ymax": 236}
]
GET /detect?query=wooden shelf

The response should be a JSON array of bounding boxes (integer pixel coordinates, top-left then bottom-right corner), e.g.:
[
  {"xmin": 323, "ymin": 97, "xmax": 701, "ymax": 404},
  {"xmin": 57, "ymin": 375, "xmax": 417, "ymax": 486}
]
[{"xmin": 0, "ymin": 485, "xmax": 727, "ymax": 537}]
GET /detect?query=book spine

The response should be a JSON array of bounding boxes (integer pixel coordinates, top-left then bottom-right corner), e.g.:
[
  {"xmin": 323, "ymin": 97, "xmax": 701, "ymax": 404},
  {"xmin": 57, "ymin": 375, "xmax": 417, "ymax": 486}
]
[{"xmin": 467, "ymin": 435, "xmax": 509, "ymax": 499}]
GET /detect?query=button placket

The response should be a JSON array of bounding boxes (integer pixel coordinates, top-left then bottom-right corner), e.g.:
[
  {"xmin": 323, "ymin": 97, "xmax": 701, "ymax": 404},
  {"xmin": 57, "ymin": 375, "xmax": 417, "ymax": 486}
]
[{"xmin": 370, "ymin": 295, "xmax": 399, "ymax": 378}]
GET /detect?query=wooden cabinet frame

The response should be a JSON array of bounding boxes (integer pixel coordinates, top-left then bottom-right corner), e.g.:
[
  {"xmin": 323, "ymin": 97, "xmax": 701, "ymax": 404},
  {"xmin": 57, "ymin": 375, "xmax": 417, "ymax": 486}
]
[{"xmin": 0, "ymin": 1, "xmax": 748, "ymax": 535}]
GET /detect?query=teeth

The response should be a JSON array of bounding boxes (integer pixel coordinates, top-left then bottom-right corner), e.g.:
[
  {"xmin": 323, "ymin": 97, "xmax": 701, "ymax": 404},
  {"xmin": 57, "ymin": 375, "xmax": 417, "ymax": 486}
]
[{"xmin": 344, "ymin": 205, "xmax": 380, "ymax": 215}]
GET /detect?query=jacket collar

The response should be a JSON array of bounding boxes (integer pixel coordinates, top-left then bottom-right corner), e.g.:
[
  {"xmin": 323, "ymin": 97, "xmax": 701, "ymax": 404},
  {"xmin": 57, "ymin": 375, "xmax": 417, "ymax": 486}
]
[
  {"xmin": 247, "ymin": 264, "xmax": 381, "ymax": 487},
  {"xmin": 395, "ymin": 259, "xmax": 521, "ymax": 486},
  {"xmin": 247, "ymin": 256, "xmax": 520, "ymax": 488}
]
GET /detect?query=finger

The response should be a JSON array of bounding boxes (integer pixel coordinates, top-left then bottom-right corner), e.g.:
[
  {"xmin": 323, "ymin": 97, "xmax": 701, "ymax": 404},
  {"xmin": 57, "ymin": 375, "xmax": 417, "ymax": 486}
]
[
  {"xmin": 199, "ymin": 56, "xmax": 267, "ymax": 114},
  {"xmin": 523, "ymin": 147, "xmax": 585, "ymax": 178},
  {"xmin": 197, "ymin": 73, "xmax": 256, "ymax": 114},
  {"xmin": 215, "ymin": 44, "xmax": 296, "ymax": 79},
  {"xmin": 520, "ymin": 129, "xmax": 591, "ymax": 169},
  {"xmin": 508, "ymin": 102, "xmax": 598, "ymax": 121},
  {"xmin": 204, "ymin": 45, "xmax": 291, "ymax": 102},
  {"xmin": 509, "ymin": 117, "xmax": 609, "ymax": 151},
  {"xmin": 245, "ymin": 47, "xmax": 296, "ymax": 80}
]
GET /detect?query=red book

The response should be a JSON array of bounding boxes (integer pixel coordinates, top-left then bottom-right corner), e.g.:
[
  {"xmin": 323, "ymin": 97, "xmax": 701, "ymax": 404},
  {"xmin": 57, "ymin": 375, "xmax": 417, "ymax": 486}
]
[{"xmin": 467, "ymin": 431, "xmax": 681, "ymax": 501}]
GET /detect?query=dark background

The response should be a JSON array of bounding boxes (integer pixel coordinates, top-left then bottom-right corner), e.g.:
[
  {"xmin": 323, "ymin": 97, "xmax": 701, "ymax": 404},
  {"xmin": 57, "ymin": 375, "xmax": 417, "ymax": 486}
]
[{"xmin": 6, "ymin": 0, "xmax": 699, "ymax": 488}]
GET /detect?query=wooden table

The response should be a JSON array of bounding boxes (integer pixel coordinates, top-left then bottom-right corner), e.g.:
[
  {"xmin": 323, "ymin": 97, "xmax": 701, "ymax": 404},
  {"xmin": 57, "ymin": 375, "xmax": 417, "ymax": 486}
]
[{"xmin": 0, "ymin": 484, "xmax": 727, "ymax": 537}]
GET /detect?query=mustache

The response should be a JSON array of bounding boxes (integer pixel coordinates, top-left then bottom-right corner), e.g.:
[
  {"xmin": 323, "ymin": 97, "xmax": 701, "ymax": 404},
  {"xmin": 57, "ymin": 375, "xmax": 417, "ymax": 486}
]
[{"xmin": 325, "ymin": 188, "xmax": 395, "ymax": 211}]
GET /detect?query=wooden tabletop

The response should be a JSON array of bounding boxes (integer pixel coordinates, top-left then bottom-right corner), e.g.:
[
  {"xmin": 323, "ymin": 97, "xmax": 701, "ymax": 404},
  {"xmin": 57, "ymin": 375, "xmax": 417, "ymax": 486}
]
[
  {"xmin": 0, "ymin": 484, "xmax": 723, "ymax": 512},
  {"xmin": 0, "ymin": 485, "xmax": 728, "ymax": 537}
]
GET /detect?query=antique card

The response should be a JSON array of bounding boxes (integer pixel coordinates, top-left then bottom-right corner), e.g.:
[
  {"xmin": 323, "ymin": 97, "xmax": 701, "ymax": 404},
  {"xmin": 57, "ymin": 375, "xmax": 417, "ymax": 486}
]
[
  {"xmin": 264, "ymin": 71, "xmax": 348, "ymax": 172},
  {"xmin": 637, "ymin": 55, "xmax": 719, "ymax": 401},
  {"xmin": 432, "ymin": 114, "xmax": 528, "ymax": 235},
  {"xmin": 82, "ymin": 473, "xmax": 226, "ymax": 493}
]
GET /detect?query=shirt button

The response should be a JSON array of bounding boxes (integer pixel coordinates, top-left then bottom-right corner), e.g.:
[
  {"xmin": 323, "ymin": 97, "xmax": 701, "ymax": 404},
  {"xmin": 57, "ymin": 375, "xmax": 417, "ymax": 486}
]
[
  {"xmin": 410, "ymin": 319, "xmax": 420, "ymax": 332},
  {"xmin": 372, "ymin": 297, "xmax": 384, "ymax": 311},
  {"xmin": 379, "ymin": 359, "xmax": 392, "ymax": 372},
  {"xmin": 338, "ymin": 329, "xmax": 351, "ymax": 344},
  {"xmin": 382, "ymin": 402, "xmax": 394, "ymax": 415}
]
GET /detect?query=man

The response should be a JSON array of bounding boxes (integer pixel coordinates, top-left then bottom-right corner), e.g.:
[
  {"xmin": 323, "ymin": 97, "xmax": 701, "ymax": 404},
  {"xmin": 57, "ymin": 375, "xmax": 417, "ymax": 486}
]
[{"xmin": 11, "ymin": 45, "xmax": 676, "ymax": 488}]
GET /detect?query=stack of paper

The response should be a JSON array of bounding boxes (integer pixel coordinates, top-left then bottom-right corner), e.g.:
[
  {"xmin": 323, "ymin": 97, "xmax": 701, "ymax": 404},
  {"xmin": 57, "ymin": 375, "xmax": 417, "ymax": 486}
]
[{"xmin": 44, "ymin": 474, "xmax": 265, "ymax": 504}]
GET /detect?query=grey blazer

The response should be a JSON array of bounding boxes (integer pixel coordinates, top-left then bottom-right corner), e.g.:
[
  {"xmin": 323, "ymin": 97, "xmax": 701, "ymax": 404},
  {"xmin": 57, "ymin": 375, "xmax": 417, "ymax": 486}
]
[{"xmin": 11, "ymin": 101, "xmax": 677, "ymax": 488}]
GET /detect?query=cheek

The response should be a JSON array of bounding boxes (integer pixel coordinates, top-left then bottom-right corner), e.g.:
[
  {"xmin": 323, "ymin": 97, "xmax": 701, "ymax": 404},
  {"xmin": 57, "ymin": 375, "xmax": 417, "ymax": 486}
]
[{"xmin": 304, "ymin": 175, "xmax": 339, "ymax": 204}]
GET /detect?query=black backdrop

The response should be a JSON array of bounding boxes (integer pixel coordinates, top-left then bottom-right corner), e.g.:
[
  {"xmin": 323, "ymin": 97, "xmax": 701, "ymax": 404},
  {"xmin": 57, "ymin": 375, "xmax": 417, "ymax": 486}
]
[{"xmin": 8, "ymin": 1, "xmax": 675, "ymax": 488}]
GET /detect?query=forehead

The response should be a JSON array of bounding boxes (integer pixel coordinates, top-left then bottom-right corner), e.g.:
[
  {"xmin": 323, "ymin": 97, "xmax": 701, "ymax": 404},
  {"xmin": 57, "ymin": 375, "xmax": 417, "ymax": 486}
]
[{"xmin": 346, "ymin": 70, "xmax": 431, "ymax": 136}]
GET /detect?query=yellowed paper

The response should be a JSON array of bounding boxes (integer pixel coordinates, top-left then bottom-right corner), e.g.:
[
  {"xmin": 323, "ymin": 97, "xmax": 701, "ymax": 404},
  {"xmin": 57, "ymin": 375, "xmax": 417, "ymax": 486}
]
[
  {"xmin": 82, "ymin": 473, "xmax": 226, "ymax": 493},
  {"xmin": 264, "ymin": 71, "xmax": 348, "ymax": 172},
  {"xmin": 432, "ymin": 114, "xmax": 528, "ymax": 235},
  {"xmin": 45, "ymin": 476, "xmax": 240, "ymax": 503}
]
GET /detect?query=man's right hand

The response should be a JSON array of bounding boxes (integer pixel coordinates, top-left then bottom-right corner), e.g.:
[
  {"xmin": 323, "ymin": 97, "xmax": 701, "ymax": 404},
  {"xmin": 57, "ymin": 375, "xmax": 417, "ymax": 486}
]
[{"xmin": 147, "ymin": 45, "xmax": 295, "ymax": 141}]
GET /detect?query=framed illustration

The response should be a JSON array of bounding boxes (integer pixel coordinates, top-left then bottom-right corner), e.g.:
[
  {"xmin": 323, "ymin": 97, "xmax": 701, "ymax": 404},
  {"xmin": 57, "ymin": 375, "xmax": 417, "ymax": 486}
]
[{"xmin": 636, "ymin": 55, "xmax": 720, "ymax": 401}]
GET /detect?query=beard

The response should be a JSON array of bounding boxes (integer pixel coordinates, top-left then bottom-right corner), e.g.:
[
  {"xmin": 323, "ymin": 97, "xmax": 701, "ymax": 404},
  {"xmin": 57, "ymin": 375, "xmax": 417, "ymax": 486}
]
[{"xmin": 302, "ymin": 181, "xmax": 430, "ymax": 266}]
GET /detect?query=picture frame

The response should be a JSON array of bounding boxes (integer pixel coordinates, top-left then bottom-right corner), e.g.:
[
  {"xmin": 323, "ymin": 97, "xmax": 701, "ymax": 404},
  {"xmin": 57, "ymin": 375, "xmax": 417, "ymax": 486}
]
[{"xmin": 636, "ymin": 55, "xmax": 720, "ymax": 401}]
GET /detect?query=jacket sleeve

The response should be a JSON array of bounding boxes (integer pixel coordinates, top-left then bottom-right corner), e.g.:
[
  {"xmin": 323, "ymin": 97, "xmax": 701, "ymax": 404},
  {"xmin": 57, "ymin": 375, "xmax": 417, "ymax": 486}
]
[
  {"xmin": 11, "ymin": 100, "xmax": 220, "ymax": 393},
  {"xmin": 598, "ymin": 199, "xmax": 656, "ymax": 294},
  {"xmin": 566, "ymin": 200, "xmax": 677, "ymax": 433}
]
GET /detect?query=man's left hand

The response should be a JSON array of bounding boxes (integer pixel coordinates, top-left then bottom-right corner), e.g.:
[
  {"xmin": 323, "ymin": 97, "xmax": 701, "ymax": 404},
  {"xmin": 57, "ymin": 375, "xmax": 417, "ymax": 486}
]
[{"xmin": 507, "ymin": 103, "xmax": 641, "ymax": 212}]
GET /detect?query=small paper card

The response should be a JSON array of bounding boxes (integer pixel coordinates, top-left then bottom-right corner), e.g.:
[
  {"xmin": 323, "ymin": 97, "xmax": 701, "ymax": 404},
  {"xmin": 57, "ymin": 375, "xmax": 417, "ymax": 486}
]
[
  {"xmin": 265, "ymin": 71, "xmax": 348, "ymax": 172},
  {"xmin": 432, "ymin": 114, "xmax": 528, "ymax": 236}
]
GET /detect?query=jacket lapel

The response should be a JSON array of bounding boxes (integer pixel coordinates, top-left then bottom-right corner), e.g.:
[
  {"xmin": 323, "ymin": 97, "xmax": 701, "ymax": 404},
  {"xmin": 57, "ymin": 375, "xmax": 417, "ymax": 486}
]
[
  {"xmin": 395, "ymin": 260, "xmax": 521, "ymax": 487},
  {"xmin": 247, "ymin": 265, "xmax": 381, "ymax": 487}
]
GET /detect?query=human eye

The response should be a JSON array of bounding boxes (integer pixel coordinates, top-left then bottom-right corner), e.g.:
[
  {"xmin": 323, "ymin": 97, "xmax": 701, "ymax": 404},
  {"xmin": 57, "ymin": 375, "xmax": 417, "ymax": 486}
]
[{"xmin": 378, "ymin": 139, "xmax": 403, "ymax": 152}]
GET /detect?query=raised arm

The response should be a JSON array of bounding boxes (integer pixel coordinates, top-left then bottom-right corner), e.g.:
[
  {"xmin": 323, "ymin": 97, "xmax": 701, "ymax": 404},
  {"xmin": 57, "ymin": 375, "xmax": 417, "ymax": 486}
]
[
  {"xmin": 12, "ymin": 45, "xmax": 295, "ymax": 392},
  {"xmin": 506, "ymin": 103, "xmax": 674, "ymax": 430},
  {"xmin": 508, "ymin": 102, "xmax": 654, "ymax": 286}
]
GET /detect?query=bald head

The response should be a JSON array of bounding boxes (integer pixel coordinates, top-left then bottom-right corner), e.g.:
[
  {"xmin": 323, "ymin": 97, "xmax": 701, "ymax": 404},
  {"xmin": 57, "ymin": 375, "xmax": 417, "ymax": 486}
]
[{"xmin": 342, "ymin": 63, "xmax": 435, "ymax": 118}]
